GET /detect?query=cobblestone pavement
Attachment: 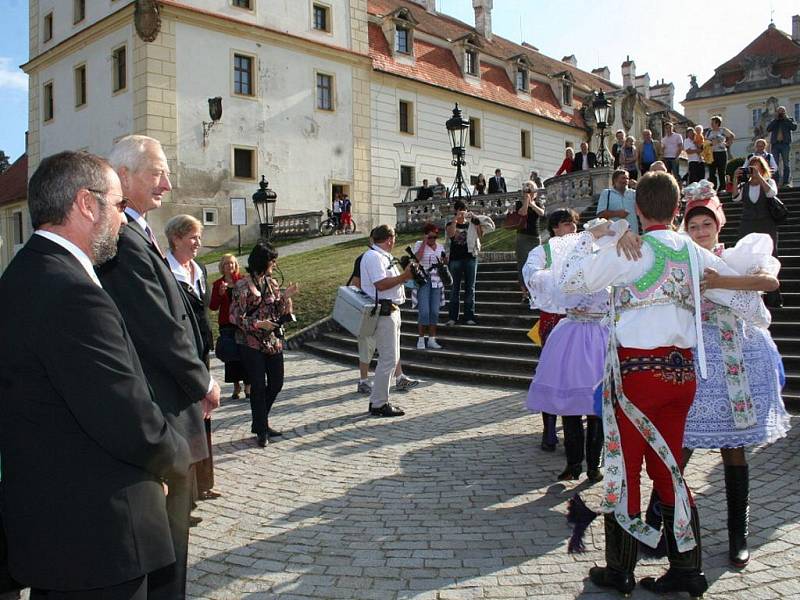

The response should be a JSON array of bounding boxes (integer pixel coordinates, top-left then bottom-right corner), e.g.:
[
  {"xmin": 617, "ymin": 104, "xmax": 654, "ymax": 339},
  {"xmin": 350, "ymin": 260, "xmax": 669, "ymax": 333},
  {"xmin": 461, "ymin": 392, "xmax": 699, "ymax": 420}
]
[{"xmin": 186, "ymin": 351, "xmax": 800, "ymax": 600}]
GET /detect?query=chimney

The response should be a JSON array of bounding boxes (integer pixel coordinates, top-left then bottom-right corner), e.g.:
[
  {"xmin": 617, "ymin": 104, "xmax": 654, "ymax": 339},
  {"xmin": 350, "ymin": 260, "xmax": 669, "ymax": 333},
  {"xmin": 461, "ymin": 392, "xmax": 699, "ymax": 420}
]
[
  {"xmin": 650, "ymin": 81, "xmax": 674, "ymax": 109},
  {"xmin": 635, "ymin": 73, "xmax": 650, "ymax": 99},
  {"xmin": 793, "ymin": 15, "xmax": 799, "ymax": 42},
  {"xmin": 621, "ymin": 56, "xmax": 636, "ymax": 88},
  {"xmin": 472, "ymin": 0, "xmax": 493, "ymax": 40},
  {"xmin": 562, "ymin": 54, "xmax": 577, "ymax": 67},
  {"xmin": 522, "ymin": 41, "xmax": 539, "ymax": 52},
  {"xmin": 414, "ymin": 0, "xmax": 437, "ymax": 12},
  {"xmin": 592, "ymin": 66, "xmax": 610, "ymax": 80}
]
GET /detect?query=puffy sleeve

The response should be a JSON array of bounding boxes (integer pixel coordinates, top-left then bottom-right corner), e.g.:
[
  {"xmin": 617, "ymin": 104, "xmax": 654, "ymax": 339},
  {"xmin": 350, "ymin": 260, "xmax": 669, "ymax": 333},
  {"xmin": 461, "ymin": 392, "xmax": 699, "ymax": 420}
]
[
  {"xmin": 720, "ymin": 233, "xmax": 781, "ymax": 277},
  {"xmin": 522, "ymin": 246, "xmax": 552, "ymax": 308}
]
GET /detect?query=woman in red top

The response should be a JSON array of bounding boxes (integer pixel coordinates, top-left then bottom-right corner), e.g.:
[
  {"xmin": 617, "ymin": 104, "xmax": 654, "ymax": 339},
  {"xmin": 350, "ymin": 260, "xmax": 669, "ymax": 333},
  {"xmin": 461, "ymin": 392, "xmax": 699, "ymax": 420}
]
[
  {"xmin": 209, "ymin": 254, "xmax": 249, "ymax": 399},
  {"xmin": 555, "ymin": 147, "xmax": 575, "ymax": 176}
]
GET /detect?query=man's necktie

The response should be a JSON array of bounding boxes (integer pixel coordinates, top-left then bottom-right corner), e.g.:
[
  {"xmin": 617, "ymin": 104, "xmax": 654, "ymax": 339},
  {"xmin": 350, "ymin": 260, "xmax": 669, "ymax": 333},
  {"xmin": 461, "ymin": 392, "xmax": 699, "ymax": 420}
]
[{"xmin": 144, "ymin": 224, "xmax": 165, "ymax": 259}]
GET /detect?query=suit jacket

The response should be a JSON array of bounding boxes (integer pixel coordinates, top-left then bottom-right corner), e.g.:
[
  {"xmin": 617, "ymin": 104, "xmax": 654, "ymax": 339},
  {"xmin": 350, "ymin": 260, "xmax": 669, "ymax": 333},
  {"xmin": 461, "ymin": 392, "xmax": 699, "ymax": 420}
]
[
  {"xmin": 0, "ymin": 234, "xmax": 190, "ymax": 590},
  {"xmin": 571, "ymin": 152, "xmax": 597, "ymax": 171},
  {"xmin": 97, "ymin": 220, "xmax": 210, "ymax": 463},
  {"xmin": 175, "ymin": 262, "xmax": 213, "ymax": 362},
  {"xmin": 488, "ymin": 176, "xmax": 507, "ymax": 194}
]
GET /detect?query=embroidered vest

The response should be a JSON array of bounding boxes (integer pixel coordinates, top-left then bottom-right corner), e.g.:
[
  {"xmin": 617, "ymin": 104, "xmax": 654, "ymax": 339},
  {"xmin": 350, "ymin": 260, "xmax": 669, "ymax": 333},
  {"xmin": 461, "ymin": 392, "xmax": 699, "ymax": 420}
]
[{"xmin": 615, "ymin": 235, "xmax": 694, "ymax": 314}]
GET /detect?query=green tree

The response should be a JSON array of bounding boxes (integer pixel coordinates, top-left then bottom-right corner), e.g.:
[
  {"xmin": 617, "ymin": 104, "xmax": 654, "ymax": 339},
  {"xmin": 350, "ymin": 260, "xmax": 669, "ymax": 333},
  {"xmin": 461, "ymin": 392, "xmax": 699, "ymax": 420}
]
[{"xmin": 0, "ymin": 151, "xmax": 10, "ymax": 175}]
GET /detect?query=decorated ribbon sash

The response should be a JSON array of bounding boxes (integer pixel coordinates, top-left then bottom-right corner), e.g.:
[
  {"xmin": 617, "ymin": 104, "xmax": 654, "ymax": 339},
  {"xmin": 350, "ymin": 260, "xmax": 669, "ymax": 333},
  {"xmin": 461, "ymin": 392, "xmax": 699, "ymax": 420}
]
[
  {"xmin": 706, "ymin": 306, "xmax": 758, "ymax": 428},
  {"xmin": 600, "ymin": 311, "xmax": 696, "ymax": 553}
]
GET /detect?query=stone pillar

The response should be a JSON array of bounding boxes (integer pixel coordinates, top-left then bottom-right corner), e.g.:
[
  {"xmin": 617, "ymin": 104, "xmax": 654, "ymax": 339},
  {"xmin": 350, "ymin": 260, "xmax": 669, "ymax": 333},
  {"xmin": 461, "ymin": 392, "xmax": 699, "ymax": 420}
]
[{"xmin": 349, "ymin": 0, "xmax": 373, "ymax": 231}]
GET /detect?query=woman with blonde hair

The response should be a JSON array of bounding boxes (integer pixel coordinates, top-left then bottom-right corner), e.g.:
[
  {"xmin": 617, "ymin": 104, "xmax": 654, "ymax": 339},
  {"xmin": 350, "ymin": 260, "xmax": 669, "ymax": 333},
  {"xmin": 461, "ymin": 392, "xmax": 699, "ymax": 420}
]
[{"xmin": 210, "ymin": 253, "xmax": 250, "ymax": 399}]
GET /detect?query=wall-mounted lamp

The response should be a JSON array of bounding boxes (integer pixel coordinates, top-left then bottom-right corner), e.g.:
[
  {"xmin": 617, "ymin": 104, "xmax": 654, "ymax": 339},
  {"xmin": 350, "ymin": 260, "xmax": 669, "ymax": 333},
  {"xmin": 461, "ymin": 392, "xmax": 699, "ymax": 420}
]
[{"xmin": 202, "ymin": 97, "xmax": 223, "ymax": 147}]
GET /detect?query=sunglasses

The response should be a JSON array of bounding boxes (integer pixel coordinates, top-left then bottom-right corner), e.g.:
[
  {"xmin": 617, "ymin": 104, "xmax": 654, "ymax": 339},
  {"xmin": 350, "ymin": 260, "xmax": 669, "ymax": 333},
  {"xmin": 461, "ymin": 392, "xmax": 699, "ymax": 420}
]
[{"xmin": 88, "ymin": 189, "xmax": 129, "ymax": 212}]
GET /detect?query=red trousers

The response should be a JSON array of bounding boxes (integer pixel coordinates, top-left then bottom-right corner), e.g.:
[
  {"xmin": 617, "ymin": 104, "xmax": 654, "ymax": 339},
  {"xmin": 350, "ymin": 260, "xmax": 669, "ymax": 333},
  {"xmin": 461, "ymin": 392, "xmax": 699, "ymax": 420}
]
[
  {"xmin": 539, "ymin": 311, "xmax": 565, "ymax": 347},
  {"xmin": 615, "ymin": 346, "xmax": 696, "ymax": 514}
]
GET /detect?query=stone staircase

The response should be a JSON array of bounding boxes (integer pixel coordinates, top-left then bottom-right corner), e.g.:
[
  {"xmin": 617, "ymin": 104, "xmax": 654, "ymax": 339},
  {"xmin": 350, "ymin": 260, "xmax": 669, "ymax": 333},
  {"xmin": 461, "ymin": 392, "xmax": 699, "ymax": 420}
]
[{"xmin": 304, "ymin": 188, "xmax": 800, "ymax": 408}]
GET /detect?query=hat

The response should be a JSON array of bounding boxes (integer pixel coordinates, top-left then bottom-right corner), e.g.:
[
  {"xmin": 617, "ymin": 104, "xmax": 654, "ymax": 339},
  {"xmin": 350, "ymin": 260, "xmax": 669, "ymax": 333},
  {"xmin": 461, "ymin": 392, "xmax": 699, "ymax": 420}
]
[{"xmin": 683, "ymin": 179, "xmax": 726, "ymax": 231}]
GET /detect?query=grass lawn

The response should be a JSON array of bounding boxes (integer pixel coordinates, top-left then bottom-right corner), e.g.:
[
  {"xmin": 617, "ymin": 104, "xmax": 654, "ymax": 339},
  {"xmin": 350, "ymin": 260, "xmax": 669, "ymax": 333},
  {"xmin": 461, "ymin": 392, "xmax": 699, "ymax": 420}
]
[{"xmin": 205, "ymin": 228, "xmax": 514, "ymax": 340}]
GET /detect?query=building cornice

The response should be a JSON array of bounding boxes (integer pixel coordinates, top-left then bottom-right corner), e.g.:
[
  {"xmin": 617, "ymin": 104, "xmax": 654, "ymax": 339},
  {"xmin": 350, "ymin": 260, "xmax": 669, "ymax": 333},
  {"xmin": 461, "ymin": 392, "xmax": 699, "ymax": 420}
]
[{"xmin": 683, "ymin": 82, "xmax": 800, "ymax": 107}]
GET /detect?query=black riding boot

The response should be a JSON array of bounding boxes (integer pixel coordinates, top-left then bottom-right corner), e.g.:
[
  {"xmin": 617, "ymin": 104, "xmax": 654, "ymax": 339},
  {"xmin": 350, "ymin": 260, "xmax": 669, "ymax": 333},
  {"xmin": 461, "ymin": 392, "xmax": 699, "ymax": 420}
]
[
  {"xmin": 725, "ymin": 464, "xmax": 750, "ymax": 568},
  {"xmin": 559, "ymin": 416, "xmax": 584, "ymax": 480},
  {"xmin": 589, "ymin": 513, "xmax": 638, "ymax": 596},
  {"xmin": 641, "ymin": 505, "xmax": 708, "ymax": 598},
  {"xmin": 541, "ymin": 412, "xmax": 558, "ymax": 451},
  {"xmin": 640, "ymin": 490, "xmax": 667, "ymax": 558},
  {"xmin": 585, "ymin": 416, "xmax": 603, "ymax": 483}
]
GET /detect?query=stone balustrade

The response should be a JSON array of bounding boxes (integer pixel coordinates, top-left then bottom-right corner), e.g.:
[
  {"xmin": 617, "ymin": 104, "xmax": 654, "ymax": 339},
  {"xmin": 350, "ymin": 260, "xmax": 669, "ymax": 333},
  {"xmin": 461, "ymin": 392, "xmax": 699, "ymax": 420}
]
[
  {"xmin": 273, "ymin": 211, "xmax": 324, "ymax": 238},
  {"xmin": 394, "ymin": 191, "xmax": 528, "ymax": 231},
  {"xmin": 542, "ymin": 167, "xmax": 614, "ymax": 215}
]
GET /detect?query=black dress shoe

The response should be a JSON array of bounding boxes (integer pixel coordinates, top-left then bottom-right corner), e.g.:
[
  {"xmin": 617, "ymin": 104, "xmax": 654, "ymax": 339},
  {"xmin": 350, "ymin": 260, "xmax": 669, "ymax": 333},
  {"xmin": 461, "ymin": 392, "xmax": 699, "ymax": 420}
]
[
  {"xmin": 586, "ymin": 468, "xmax": 604, "ymax": 483},
  {"xmin": 256, "ymin": 432, "xmax": 268, "ymax": 447},
  {"xmin": 189, "ymin": 515, "xmax": 203, "ymax": 527},
  {"xmin": 369, "ymin": 402, "xmax": 405, "ymax": 417},
  {"xmin": 267, "ymin": 427, "xmax": 283, "ymax": 437},
  {"xmin": 557, "ymin": 464, "xmax": 582, "ymax": 481},
  {"xmin": 540, "ymin": 441, "xmax": 556, "ymax": 452}
]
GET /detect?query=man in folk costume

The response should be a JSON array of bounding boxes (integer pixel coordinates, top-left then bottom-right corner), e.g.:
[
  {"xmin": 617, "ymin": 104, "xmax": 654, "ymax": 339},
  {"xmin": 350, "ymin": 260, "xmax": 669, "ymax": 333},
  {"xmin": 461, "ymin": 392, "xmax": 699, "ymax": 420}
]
[{"xmin": 558, "ymin": 172, "xmax": 770, "ymax": 598}]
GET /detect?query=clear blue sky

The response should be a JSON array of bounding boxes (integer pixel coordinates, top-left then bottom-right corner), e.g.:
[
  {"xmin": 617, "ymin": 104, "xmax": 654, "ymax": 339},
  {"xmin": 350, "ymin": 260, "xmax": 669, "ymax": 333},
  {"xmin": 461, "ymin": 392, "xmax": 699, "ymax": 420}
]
[{"xmin": 0, "ymin": 0, "xmax": 796, "ymax": 163}]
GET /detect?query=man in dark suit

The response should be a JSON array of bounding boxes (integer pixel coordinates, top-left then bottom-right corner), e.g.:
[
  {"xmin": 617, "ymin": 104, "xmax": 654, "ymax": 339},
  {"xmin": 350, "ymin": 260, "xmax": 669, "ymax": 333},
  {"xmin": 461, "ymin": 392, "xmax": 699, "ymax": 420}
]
[
  {"xmin": 98, "ymin": 136, "xmax": 221, "ymax": 600},
  {"xmin": 0, "ymin": 151, "xmax": 190, "ymax": 598},
  {"xmin": 571, "ymin": 141, "xmax": 598, "ymax": 171},
  {"xmin": 488, "ymin": 168, "xmax": 507, "ymax": 193}
]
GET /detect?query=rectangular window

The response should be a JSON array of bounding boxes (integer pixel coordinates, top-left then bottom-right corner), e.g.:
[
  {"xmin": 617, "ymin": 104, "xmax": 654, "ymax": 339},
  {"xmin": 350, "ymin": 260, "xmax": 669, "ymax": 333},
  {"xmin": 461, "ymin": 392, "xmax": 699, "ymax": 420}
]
[
  {"xmin": 43, "ymin": 81, "xmax": 54, "ymax": 122},
  {"xmin": 516, "ymin": 69, "xmax": 528, "ymax": 92},
  {"xmin": 395, "ymin": 27, "xmax": 410, "ymax": 54},
  {"xmin": 399, "ymin": 100, "xmax": 413, "ymax": 134},
  {"xmin": 316, "ymin": 73, "xmax": 333, "ymax": 110},
  {"xmin": 562, "ymin": 82, "xmax": 573, "ymax": 105},
  {"xmin": 73, "ymin": 0, "xmax": 85, "ymax": 24},
  {"xmin": 112, "ymin": 46, "xmax": 127, "ymax": 92},
  {"xmin": 468, "ymin": 117, "xmax": 481, "ymax": 148},
  {"xmin": 233, "ymin": 54, "xmax": 254, "ymax": 96},
  {"xmin": 752, "ymin": 108, "xmax": 763, "ymax": 128},
  {"xmin": 12, "ymin": 212, "xmax": 24, "ymax": 246},
  {"xmin": 74, "ymin": 65, "xmax": 87, "ymax": 107},
  {"xmin": 400, "ymin": 165, "xmax": 415, "ymax": 187},
  {"xmin": 233, "ymin": 147, "xmax": 256, "ymax": 180},
  {"xmin": 232, "ymin": 0, "xmax": 252, "ymax": 8},
  {"xmin": 521, "ymin": 129, "xmax": 531, "ymax": 158},
  {"xmin": 465, "ymin": 50, "xmax": 477, "ymax": 75},
  {"xmin": 795, "ymin": 103, "xmax": 800, "ymax": 123},
  {"xmin": 203, "ymin": 208, "xmax": 219, "ymax": 226},
  {"xmin": 43, "ymin": 12, "xmax": 53, "ymax": 42},
  {"xmin": 313, "ymin": 4, "xmax": 330, "ymax": 32}
]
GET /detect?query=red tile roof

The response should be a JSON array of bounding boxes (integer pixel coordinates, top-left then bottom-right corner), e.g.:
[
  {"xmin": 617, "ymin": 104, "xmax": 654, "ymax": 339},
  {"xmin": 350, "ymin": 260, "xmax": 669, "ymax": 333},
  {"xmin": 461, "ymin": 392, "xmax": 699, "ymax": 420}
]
[
  {"xmin": 0, "ymin": 154, "xmax": 28, "ymax": 208},
  {"xmin": 696, "ymin": 24, "xmax": 800, "ymax": 94},
  {"xmin": 368, "ymin": 0, "xmax": 619, "ymax": 129}
]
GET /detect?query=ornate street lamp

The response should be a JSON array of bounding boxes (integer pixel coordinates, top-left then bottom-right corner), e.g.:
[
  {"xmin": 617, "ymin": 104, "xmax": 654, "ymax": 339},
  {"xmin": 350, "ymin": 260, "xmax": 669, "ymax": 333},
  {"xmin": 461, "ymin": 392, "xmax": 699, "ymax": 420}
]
[
  {"xmin": 445, "ymin": 103, "xmax": 471, "ymax": 199},
  {"xmin": 592, "ymin": 90, "xmax": 612, "ymax": 167},
  {"xmin": 252, "ymin": 175, "xmax": 277, "ymax": 240}
]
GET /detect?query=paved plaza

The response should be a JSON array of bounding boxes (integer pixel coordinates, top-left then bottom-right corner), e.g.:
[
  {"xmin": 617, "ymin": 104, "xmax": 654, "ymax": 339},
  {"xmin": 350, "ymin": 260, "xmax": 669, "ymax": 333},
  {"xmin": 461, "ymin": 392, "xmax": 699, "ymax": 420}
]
[{"xmin": 184, "ymin": 351, "xmax": 800, "ymax": 600}]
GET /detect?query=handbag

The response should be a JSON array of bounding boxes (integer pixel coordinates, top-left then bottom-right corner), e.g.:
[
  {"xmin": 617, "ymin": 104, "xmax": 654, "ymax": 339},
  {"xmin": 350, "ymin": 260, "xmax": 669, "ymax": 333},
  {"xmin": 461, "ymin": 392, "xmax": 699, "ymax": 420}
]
[
  {"xmin": 768, "ymin": 196, "xmax": 789, "ymax": 225},
  {"xmin": 214, "ymin": 328, "xmax": 240, "ymax": 362}
]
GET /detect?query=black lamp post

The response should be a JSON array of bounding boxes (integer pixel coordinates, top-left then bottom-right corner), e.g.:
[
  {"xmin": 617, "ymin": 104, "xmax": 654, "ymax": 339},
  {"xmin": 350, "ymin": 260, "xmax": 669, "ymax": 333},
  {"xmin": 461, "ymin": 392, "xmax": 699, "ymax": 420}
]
[
  {"xmin": 592, "ymin": 90, "xmax": 612, "ymax": 167},
  {"xmin": 252, "ymin": 175, "xmax": 277, "ymax": 240},
  {"xmin": 445, "ymin": 103, "xmax": 471, "ymax": 199}
]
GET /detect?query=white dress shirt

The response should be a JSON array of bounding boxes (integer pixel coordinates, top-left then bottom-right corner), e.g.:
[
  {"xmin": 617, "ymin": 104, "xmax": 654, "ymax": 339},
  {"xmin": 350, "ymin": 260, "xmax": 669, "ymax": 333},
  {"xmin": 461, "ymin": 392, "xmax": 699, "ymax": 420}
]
[
  {"xmin": 34, "ymin": 230, "xmax": 102, "ymax": 287},
  {"xmin": 360, "ymin": 245, "xmax": 405, "ymax": 304}
]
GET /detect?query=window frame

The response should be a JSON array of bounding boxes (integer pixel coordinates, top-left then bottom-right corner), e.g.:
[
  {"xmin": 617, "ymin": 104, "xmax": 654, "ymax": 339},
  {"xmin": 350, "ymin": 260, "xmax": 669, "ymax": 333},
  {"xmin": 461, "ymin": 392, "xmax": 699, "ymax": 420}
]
[
  {"xmin": 12, "ymin": 210, "xmax": 24, "ymax": 249},
  {"xmin": 312, "ymin": 2, "xmax": 332, "ymax": 33},
  {"xmin": 751, "ymin": 108, "xmax": 764, "ymax": 128},
  {"xmin": 231, "ymin": 145, "xmax": 258, "ymax": 182},
  {"xmin": 111, "ymin": 44, "xmax": 127, "ymax": 94},
  {"xmin": 231, "ymin": 51, "xmax": 257, "ymax": 98},
  {"xmin": 520, "ymin": 129, "xmax": 531, "ymax": 159},
  {"xmin": 562, "ymin": 81, "xmax": 573, "ymax": 105},
  {"xmin": 74, "ymin": 63, "xmax": 87, "ymax": 108},
  {"xmin": 398, "ymin": 99, "xmax": 414, "ymax": 135},
  {"xmin": 43, "ymin": 11, "xmax": 54, "ymax": 43},
  {"xmin": 231, "ymin": 0, "xmax": 254, "ymax": 11},
  {"xmin": 794, "ymin": 103, "xmax": 800, "ymax": 124},
  {"xmin": 202, "ymin": 207, "xmax": 219, "ymax": 226},
  {"xmin": 400, "ymin": 165, "xmax": 415, "ymax": 187},
  {"xmin": 315, "ymin": 71, "xmax": 335, "ymax": 112},
  {"xmin": 468, "ymin": 117, "xmax": 481, "ymax": 148},
  {"xmin": 464, "ymin": 49, "xmax": 478, "ymax": 76},
  {"xmin": 73, "ymin": 0, "xmax": 86, "ymax": 24},
  {"xmin": 515, "ymin": 68, "xmax": 528, "ymax": 92},
  {"xmin": 43, "ymin": 80, "xmax": 54, "ymax": 123},
  {"xmin": 395, "ymin": 26, "xmax": 410, "ymax": 54}
]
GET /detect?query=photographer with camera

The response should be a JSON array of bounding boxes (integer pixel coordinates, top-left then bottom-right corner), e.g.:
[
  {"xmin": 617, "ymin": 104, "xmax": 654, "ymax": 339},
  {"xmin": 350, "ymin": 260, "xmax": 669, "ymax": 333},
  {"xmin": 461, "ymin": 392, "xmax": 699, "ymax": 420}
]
[
  {"xmin": 412, "ymin": 223, "xmax": 448, "ymax": 349},
  {"xmin": 766, "ymin": 105, "xmax": 797, "ymax": 187},
  {"xmin": 230, "ymin": 242, "xmax": 299, "ymax": 447},
  {"xmin": 360, "ymin": 225, "xmax": 414, "ymax": 417}
]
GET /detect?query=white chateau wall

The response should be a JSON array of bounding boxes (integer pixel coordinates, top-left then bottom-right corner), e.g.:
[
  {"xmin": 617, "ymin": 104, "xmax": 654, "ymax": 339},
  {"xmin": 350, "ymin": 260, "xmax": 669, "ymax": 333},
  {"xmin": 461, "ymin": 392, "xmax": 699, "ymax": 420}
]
[
  {"xmin": 35, "ymin": 0, "xmax": 129, "ymax": 53},
  {"xmin": 172, "ymin": 21, "xmax": 355, "ymax": 246},
  {"xmin": 370, "ymin": 79, "xmax": 583, "ymax": 222},
  {"xmin": 187, "ymin": 0, "xmax": 354, "ymax": 49},
  {"xmin": 37, "ymin": 25, "xmax": 135, "ymax": 159}
]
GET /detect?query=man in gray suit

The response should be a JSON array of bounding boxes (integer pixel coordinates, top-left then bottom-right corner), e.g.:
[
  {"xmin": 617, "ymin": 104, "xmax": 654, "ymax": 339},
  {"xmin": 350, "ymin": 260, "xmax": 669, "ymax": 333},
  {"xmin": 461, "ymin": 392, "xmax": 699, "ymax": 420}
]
[{"xmin": 98, "ymin": 135, "xmax": 220, "ymax": 600}]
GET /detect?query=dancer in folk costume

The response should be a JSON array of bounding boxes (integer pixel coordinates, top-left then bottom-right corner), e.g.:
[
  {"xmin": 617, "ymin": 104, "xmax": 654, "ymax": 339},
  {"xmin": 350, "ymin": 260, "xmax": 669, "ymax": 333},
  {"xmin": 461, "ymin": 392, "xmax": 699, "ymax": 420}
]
[
  {"xmin": 558, "ymin": 173, "xmax": 770, "ymax": 598},
  {"xmin": 524, "ymin": 211, "xmax": 609, "ymax": 482},
  {"xmin": 679, "ymin": 181, "xmax": 790, "ymax": 568},
  {"xmin": 521, "ymin": 209, "xmax": 579, "ymax": 452}
]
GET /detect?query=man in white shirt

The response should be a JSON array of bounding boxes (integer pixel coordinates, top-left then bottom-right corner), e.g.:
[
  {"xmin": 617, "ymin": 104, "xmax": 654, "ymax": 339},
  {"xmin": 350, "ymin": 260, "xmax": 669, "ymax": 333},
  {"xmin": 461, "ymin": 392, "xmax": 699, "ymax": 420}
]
[
  {"xmin": 360, "ymin": 224, "xmax": 413, "ymax": 417},
  {"xmin": 661, "ymin": 122, "xmax": 683, "ymax": 180},
  {"xmin": 746, "ymin": 138, "xmax": 779, "ymax": 176},
  {"xmin": 596, "ymin": 169, "xmax": 639, "ymax": 234}
]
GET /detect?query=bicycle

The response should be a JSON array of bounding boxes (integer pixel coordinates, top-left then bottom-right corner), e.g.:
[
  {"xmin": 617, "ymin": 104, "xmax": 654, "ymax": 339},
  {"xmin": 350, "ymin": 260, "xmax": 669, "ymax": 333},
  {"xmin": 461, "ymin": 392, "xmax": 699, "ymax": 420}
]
[{"xmin": 319, "ymin": 209, "xmax": 356, "ymax": 235}]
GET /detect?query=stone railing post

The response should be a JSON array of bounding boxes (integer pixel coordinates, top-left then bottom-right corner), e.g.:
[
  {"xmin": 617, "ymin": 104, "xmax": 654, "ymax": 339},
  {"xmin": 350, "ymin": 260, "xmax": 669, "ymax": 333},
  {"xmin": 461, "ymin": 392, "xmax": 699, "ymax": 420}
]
[{"xmin": 543, "ymin": 167, "xmax": 614, "ymax": 214}]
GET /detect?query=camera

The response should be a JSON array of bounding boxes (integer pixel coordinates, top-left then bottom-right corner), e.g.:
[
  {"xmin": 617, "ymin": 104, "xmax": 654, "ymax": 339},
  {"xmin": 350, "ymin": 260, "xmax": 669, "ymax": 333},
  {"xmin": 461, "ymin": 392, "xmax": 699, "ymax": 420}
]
[
  {"xmin": 271, "ymin": 312, "xmax": 297, "ymax": 339},
  {"xmin": 741, "ymin": 166, "xmax": 750, "ymax": 178},
  {"xmin": 399, "ymin": 247, "xmax": 430, "ymax": 287}
]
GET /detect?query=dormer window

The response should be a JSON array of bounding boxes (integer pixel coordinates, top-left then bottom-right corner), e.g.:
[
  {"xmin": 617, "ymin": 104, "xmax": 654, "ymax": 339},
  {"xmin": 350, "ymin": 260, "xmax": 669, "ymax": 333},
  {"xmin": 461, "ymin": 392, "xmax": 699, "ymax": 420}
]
[
  {"xmin": 395, "ymin": 26, "xmax": 410, "ymax": 54},
  {"xmin": 562, "ymin": 81, "xmax": 573, "ymax": 105},
  {"xmin": 516, "ymin": 68, "xmax": 528, "ymax": 92},
  {"xmin": 465, "ymin": 50, "xmax": 478, "ymax": 76}
]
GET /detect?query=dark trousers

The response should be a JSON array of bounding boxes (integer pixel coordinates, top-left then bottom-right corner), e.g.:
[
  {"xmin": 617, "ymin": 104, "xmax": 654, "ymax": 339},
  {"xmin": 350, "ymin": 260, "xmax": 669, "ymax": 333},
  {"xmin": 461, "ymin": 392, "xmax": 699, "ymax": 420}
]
[
  {"xmin": 709, "ymin": 151, "xmax": 728, "ymax": 192},
  {"xmin": 240, "ymin": 346, "xmax": 284, "ymax": 435},
  {"xmin": 148, "ymin": 468, "xmax": 193, "ymax": 600},
  {"xmin": 32, "ymin": 575, "xmax": 147, "ymax": 599},
  {"xmin": 195, "ymin": 418, "xmax": 214, "ymax": 494},
  {"xmin": 688, "ymin": 161, "xmax": 705, "ymax": 183},
  {"xmin": 448, "ymin": 257, "xmax": 477, "ymax": 322}
]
